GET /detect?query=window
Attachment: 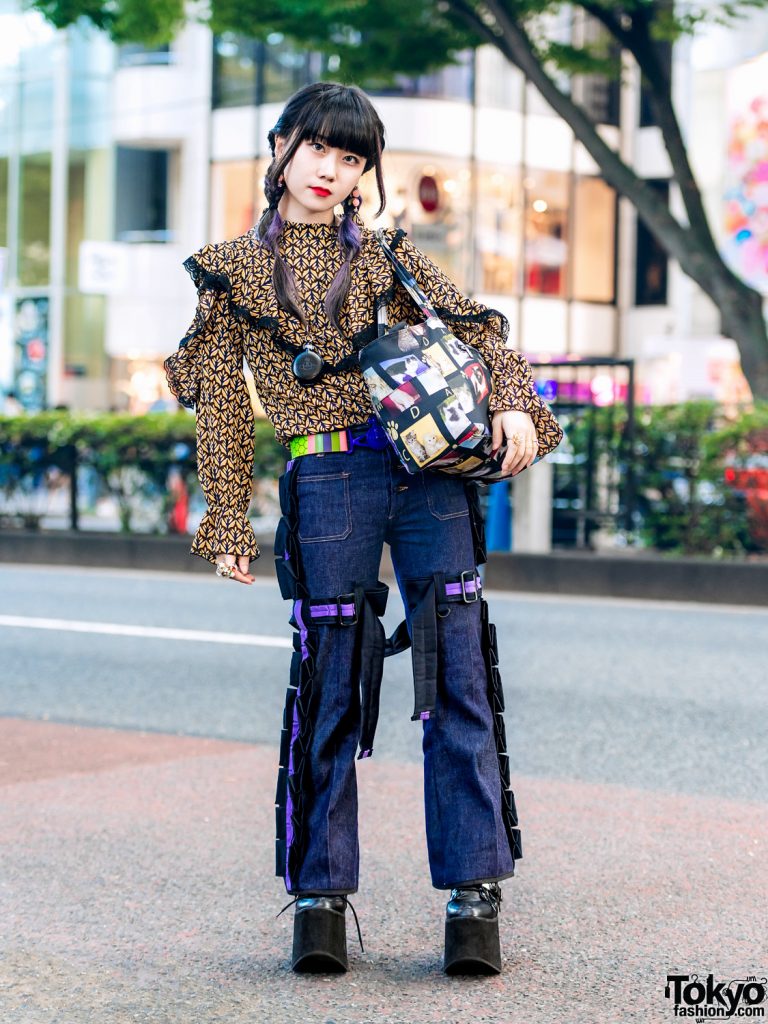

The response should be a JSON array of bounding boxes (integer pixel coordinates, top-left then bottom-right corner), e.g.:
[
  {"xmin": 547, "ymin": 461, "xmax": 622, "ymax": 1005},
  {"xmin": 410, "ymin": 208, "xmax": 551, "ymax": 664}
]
[
  {"xmin": 524, "ymin": 170, "xmax": 568, "ymax": 297},
  {"xmin": 364, "ymin": 50, "xmax": 473, "ymax": 102},
  {"xmin": 213, "ymin": 34, "xmax": 324, "ymax": 108},
  {"xmin": 475, "ymin": 166, "xmax": 522, "ymax": 295},
  {"xmin": 635, "ymin": 180, "xmax": 669, "ymax": 305},
  {"xmin": 262, "ymin": 36, "xmax": 314, "ymax": 103},
  {"xmin": 475, "ymin": 47, "xmax": 524, "ymax": 111},
  {"xmin": 117, "ymin": 44, "xmax": 172, "ymax": 68},
  {"xmin": 19, "ymin": 153, "xmax": 52, "ymax": 286},
  {"xmin": 210, "ymin": 160, "xmax": 266, "ymax": 242},
  {"xmin": 115, "ymin": 147, "xmax": 170, "ymax": 242},
  {"xmin": 213, "ymin": 35, "xmax": 258, "ymax": 108},
  {"xmin": 0, "ymin": 156, "xmax": 8, "ymax": 250},
  {"xmin": 576, "ymin": 19, "xmax": 620, "ymax": 127},
  {"xmin": 213, "ymin": 34, "xmax": 474, "ymax": 110},
  {"xmin": 572, "ymin": 177, "xmax": 616, "ymax": 302}
]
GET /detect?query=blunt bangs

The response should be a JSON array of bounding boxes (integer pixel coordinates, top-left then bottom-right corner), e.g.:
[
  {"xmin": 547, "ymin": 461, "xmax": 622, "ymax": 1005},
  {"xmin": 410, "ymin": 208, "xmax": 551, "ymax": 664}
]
[{"xmin": 296, "ymin": 89, "xmax": 382, "ymax": 170}]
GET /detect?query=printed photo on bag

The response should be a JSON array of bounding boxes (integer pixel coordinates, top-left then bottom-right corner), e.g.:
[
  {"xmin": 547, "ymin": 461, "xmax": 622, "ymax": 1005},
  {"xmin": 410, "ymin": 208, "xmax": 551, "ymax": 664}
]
[
  {"xmin": 382, "ymin": 380, "xmax": 419, "ymax": 413},
  {"xmin": 363, "ymin": 368, "xmax": 391, "ymax": 407},
  {"xmin": 381, "ymin": 353, "xmax": 429, "ymax": 384},
  {"xmin": 446, "ymin": 373, "xmax": 476, "ymax": 414},
  {"xmin": 439, "ymin": 394, "xmax": 473, "ymax": 439},
  {"xmin": 402, "ymin": 414, "xmax": 450, "ymax": 466},
  {"xmin": 395, "ymin": 325, "xmax": 421, "ymax": 353},
  {"xmin": 464, "ymin": 362, "xmax": 490, "ymax": 402},
  {"xmin": 455, "ymin": 422, "xmax": 487, "ymax": 447},
  {"xmin": 417, "ymin": 366, "xmax": 449, "ymax": 397},
  {"xmin": 422, "ymin": 343, "xmax": 457, "ymax": 377},
  {"xmin": 443, "ymin": 333, "xmax": 473, "ymax": 367},
  {"xmin": 448, "ymin": 453, "xmax": 485, "ymax": 472}
]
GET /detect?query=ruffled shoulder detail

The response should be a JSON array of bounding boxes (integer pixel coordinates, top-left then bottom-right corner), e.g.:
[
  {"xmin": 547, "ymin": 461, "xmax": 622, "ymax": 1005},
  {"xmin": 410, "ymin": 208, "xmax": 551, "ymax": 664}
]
[
  {"xmin": 164, "ymin": 290, "xmax": 227, "ymax": 410},
  {"xmin": 164, "ymin": 237, "xmax": 258, "ymax": 409}
]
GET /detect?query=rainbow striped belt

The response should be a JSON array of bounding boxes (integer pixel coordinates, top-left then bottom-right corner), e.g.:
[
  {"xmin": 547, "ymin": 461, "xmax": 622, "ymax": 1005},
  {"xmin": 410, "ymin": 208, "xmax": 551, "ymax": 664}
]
[{"xmin": 289, "ymin": 419, "xmax": 390, "ymax": 459}]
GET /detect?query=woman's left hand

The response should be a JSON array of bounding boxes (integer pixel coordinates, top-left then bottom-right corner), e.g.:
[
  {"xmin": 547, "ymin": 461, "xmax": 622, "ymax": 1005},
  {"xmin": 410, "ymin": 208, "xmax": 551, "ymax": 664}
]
[{"xmin": 491, "ymin": 410, "xmax": 539, "ymax": 475}]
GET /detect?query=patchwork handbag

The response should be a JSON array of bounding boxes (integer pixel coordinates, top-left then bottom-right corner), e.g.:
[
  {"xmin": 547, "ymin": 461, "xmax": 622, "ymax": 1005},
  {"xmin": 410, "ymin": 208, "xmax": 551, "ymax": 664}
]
[{"xmin": 359, "ymin": 229, "xmax": 519, "ymax": 482}]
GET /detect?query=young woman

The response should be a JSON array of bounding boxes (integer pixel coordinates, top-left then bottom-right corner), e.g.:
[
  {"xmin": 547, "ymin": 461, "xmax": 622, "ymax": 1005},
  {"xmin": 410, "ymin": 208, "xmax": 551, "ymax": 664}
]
[{"xmin": 165, "ymin": 82, "xmax": 562, "ymax": 976}]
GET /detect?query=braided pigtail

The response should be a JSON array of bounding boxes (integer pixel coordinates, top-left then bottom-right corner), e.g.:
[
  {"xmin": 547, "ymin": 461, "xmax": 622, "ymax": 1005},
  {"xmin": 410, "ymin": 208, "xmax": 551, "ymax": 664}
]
[
  {"xmin": 256, "ymin": 163, "xmax": 306, "ymax": 325},
  {"xmin": 324, "ymin": 187, "xmax": 362, "ymax": 335}
]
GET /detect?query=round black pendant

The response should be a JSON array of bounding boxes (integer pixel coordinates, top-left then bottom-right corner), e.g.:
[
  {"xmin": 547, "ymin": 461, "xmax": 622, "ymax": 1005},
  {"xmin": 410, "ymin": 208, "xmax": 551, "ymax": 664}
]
[{"xmin": 292, "ymin": 348, "xmax": 324, "ymax": 383}]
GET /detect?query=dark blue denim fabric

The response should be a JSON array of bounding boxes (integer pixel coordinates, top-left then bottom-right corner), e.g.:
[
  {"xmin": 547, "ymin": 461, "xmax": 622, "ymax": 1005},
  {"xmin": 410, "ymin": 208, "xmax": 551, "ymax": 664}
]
[{"xmin": 284, "ymin": 444, "xmax": 516, "ymax": 892}]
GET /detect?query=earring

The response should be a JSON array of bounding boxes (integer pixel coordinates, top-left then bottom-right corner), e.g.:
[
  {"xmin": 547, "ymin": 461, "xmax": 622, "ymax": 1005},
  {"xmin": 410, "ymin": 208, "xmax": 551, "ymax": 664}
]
[{"xmin": 344, "ymin": 187, "xmax": 362, "ymax": 216}]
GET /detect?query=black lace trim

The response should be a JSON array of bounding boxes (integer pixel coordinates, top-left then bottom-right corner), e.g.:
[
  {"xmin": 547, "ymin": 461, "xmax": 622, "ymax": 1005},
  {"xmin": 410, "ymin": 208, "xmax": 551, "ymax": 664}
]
[
  {"xmin": 178, "ymin": 240, "xmax": 403, "ymax": 378},
  {"xmin": 436, "ymin": 304, "xmax": 509, "ymax": 336}
]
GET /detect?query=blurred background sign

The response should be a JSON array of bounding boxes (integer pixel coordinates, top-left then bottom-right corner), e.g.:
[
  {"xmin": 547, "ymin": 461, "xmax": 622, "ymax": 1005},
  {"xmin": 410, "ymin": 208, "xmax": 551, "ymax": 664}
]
[{"xmin": 78, "ymin": 241, "xmax": 129, "ymax": 295}]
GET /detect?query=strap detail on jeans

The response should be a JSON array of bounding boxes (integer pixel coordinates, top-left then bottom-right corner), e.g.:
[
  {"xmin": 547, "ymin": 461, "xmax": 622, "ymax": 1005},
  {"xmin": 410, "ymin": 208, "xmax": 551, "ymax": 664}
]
[
  {"xmin": 392, "ymin": 570, "xmax": 483, "ymax": 723},
  {"xmin": 295, "ymin": 582, "xmax": 390, "ymax": 760},
  {"xmin": 375, "ymin": 228, "xmax": 439, "ymax": 322}
]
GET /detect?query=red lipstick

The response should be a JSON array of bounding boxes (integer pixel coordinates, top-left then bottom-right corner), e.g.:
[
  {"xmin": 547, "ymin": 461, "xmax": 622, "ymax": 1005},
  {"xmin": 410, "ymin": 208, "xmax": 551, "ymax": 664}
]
[{"xmin": 310, "ymin": 187, "xmax": 331, "ymax": 196}]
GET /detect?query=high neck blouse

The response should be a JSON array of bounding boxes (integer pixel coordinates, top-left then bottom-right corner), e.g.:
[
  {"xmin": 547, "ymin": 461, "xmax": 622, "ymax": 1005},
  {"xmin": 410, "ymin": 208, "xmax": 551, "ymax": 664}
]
[{"xmin": 164, "ymin": 219, "xmax": 562, "ymax": 563}]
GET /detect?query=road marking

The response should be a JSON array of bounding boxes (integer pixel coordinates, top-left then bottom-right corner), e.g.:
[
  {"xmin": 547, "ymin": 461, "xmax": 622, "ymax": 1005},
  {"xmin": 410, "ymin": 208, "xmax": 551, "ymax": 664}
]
[{"xmin": 0, "ymin": 615, "xmax": 293, "ymax": 648}]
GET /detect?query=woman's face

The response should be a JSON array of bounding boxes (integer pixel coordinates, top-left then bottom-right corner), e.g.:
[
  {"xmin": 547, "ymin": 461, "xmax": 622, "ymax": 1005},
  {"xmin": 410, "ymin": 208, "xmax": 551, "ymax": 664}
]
[{"xmin": 274, "ymin": 135, "xmax": 365, "ymax": 224}]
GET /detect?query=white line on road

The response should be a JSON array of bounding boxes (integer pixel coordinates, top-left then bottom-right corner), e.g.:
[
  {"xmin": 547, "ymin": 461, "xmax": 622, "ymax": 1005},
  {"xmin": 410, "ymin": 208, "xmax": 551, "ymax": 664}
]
[{"xmin": 0, "ymin": 615, "xmax": 293, "ymax": 648}]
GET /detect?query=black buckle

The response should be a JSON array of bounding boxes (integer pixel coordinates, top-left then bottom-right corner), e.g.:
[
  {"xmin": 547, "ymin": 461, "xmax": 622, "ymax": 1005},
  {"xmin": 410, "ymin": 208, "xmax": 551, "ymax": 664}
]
[
  {"xmin": 337, "ymin": 592, "xmax": 358, "ymax": 625},
  {"xmin": 459, "ymin": 570, "xmax": 479, "ymax": 603}
]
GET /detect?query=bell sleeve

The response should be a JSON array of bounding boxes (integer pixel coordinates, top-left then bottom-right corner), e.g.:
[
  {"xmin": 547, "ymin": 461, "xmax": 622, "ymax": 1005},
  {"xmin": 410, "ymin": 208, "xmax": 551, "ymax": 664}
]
[
  {"xmin": 385, "ymin": 234, "xmax": 563, "ymax": 456},
  {"xmin": 164, "ymin": 245, "xmax": 260, "ymax": 564}
]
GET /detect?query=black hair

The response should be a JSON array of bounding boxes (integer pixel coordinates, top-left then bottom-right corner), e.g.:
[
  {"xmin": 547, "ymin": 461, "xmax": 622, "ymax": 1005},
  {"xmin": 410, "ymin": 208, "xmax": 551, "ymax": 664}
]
[{"xmin": 256, "ymin": 82, "xmax": 387, "ymax": 334}]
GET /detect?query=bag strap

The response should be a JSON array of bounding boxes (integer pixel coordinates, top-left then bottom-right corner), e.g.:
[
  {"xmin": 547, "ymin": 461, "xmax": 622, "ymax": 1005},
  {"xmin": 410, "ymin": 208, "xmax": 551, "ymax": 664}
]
[{"xmin": 375, "ymin": 228, "xmax": 439, "ymax": 322}]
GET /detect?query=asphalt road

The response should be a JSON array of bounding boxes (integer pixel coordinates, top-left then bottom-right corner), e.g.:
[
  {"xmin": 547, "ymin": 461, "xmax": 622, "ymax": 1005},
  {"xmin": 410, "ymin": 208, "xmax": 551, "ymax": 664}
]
[
  {"xmin": 1, "ymin": 565, "xmax": 766, "ymax": 800},
  {"xmin": 0, "ymin": 564, "xmax": 766, "ymax": 1023}
]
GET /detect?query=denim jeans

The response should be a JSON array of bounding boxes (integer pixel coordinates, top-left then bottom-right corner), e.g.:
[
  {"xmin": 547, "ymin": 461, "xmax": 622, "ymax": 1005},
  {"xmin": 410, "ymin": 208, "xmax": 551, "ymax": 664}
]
[{"xmin": 276, "ymin": 443, "xmax": 519, "ymax": 893}]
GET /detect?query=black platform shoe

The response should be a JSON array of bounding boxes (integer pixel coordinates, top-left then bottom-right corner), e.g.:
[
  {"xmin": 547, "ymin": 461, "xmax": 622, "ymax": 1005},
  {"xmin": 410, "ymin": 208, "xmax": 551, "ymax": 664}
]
[
  {"xmin": 443, "ymin": 882, "xmax": 503, "ymax": 975},
  {"xmin": 282, "ymin": 894, "xmax": 364, "ymax": 973}
]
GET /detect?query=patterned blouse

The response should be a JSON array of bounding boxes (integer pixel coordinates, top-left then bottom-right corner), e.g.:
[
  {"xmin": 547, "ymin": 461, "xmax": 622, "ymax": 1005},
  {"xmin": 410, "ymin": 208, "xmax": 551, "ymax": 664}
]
[{"xmin": 164, "ymin": 218, "xmax": 562, "ymax": 563}]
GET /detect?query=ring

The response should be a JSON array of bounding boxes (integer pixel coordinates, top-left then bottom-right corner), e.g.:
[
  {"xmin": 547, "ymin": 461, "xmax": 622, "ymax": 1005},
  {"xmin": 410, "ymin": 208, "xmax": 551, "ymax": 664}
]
[
  {"xmin": 216, "ymin": 562, "xmax": 236, "ymax": 579},
  {"xmin": 509, "ymin": 432, "xmax": 524, "ymax": 447}
]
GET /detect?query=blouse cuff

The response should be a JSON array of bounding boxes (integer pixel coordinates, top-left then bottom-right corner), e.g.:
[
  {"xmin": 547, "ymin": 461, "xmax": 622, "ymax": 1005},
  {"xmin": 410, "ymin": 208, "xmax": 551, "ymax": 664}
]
[{"xmin": 190, "ymin": 508, "xmax": 261, "ymax": 565}]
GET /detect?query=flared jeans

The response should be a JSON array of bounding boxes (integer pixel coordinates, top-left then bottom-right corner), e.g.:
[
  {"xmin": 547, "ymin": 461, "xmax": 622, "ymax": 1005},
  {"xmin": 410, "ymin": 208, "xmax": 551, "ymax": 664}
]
[{"xmin": 274, "ymin": 443, "xmax": 521, "ymax": 894}]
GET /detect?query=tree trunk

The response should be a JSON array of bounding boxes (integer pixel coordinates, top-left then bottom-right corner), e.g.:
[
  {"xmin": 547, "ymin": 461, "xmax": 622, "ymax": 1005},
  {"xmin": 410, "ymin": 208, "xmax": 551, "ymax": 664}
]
[{"xmin": 713, "ymin": 277, "xmax": 768, "ymax": 400}]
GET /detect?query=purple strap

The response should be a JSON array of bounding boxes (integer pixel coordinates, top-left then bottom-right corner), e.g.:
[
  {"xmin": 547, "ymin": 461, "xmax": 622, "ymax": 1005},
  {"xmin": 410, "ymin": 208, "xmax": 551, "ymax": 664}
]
[
  {"xmin": 308, "ymin": 578, "xmax": 480, "ymax": 621},
  {"xmin": 445, "ymin": 577, "xmax": 482, "ymax": 596},
  {"xmin": 310, "ymin": 602, "xmax": 356, "ymax": 619}
]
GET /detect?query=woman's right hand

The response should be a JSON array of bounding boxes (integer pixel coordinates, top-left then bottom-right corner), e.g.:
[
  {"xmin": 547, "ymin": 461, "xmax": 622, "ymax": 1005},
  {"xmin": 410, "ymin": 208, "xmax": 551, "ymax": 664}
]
[{"xmin": 215, "ymin": 553, "xmax": 255, "ymax": 585}]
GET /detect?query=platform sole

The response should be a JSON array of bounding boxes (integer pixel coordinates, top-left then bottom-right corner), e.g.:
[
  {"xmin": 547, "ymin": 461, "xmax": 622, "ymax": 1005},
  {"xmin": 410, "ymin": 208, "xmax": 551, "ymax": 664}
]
[
  {"xmin": 292, "ymin": 907, "xmax": 349, "ymax": 973},
  {"xmin": 444, "ymin": 915, "xmax": 502, "ymax": 975}
]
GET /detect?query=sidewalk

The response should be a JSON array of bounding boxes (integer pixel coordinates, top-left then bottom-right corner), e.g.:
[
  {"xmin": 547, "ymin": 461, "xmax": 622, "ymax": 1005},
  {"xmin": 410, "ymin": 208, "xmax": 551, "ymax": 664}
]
[{"xmin": 1, "ymin": 718, "xmax": 765, "ymax": 1023}]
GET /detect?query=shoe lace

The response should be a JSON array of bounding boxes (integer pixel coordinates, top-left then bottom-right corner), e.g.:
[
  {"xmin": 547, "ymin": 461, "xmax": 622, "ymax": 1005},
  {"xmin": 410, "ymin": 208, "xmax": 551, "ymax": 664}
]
[{"xmin": 276, "ymin": 894, "xmax": 365, "ymax": 953}]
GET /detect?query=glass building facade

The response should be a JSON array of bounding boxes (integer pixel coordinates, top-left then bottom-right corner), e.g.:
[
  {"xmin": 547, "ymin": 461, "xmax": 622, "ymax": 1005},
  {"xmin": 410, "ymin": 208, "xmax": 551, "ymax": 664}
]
[{"xmin": 0, "ymin": 5, "xmax": 113, "ymax": 410}]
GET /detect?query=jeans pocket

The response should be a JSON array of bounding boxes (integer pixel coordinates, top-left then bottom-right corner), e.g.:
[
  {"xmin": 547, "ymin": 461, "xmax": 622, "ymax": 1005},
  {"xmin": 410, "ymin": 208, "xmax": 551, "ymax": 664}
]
[
  {"xmin": 424, "ymin": 472, "xmax": 470, "ymax": 521},
  {"xmin": 297, "ymin": 467, "xmax": 353, "ymax": 542}
]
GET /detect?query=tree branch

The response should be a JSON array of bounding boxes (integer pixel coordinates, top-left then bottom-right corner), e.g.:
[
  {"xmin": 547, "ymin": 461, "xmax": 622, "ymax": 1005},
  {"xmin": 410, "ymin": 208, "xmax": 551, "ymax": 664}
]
[
  {"xmin": 577, "ymin": 0, "xmax": 720, "ymax": 259},
  {"xmin": 448, "ymin": 0, "xmax": 506, "ymax": 50}
]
